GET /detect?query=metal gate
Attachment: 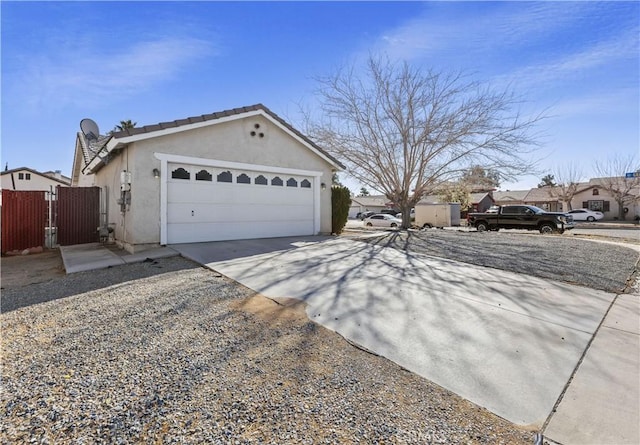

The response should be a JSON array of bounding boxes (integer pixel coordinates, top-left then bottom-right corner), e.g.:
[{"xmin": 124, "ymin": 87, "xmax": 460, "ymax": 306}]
[
  {"xmin": 1, "ymin": 187, "xmax": 100, "ymax": 253},
  {"xmin": 56, "ymin": 186, "xmax": 100, "ymax": 246},
  {"xmin": 1, "ymin": 190, "xmax": 48, "ymax": 253}
]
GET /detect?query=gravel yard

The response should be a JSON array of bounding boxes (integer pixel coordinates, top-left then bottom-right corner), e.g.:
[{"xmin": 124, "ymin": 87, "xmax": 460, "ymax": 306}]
[
  {"xmin": 362, "ymin": 230, "xmax": 639, "ymax": 293},
  {"xmin": 1, "ymin": 256, "xmax": 532, "ymax": 444}
]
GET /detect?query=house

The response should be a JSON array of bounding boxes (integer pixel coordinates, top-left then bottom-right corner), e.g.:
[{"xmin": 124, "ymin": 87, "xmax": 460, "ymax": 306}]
[
  {"xmin": 490, "ymin": 176, "xmax": 640, "ymax": 220},
  {"xmin": 71, "ymin": 104, "xmax": 344, "ymax": 252},
  {"xmin": 571, "ymin": 177, "xmax": 640, "ymax": 220},
  {"xmin": 522, "ymin": 186, "xmax": 563, "ymax": 212},
  {"xmin": 468, "ymin": 192, "xmax": 495, "ymax": 213},
  {"xmin": 1, "ymin": 167, "xmax": 71, "ymax": 191},
  {"xmin": 492, "ymin": 190, "xmax": 529, "ymax": 206},
  {"xmin": 349, "ymin": 195, "xmax": 394, "ymax": 218}
]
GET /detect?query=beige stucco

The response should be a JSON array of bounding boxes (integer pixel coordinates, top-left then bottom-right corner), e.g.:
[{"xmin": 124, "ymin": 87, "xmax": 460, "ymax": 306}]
[
  {"xmin": 571, "ymin": 185, "xmax": 640, "ymax": 220},
  {"xmin": 1, "ymin": 169, "xmax": 68, "ymax": 192},
  {"xmin": 85, "ymin": 114, "xmax": 336, "ymax": 252}
]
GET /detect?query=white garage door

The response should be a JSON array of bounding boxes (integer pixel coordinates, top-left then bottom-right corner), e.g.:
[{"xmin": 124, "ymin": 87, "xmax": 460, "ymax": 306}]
[{"xmin": 166, "ymin": 163, "xmax": 316, "ymax": 244}]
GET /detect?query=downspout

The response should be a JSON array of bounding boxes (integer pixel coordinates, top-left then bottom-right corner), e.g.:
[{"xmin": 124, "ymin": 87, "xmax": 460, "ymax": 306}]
[{"xmin": 10, "ymin": 173, "xmax": 15, "ymax": 190}]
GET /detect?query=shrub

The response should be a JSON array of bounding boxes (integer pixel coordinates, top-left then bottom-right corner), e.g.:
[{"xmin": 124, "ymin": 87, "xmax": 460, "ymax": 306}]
[{"xmin": 331, "ymin": 185, "xmax": 351, "ymax": 234}]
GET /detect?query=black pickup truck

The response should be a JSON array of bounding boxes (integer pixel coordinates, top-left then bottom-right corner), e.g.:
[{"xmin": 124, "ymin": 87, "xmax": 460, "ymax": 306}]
[{"xmin": 467, "ymin": 205, "xmax": 575, "ymax": 234}]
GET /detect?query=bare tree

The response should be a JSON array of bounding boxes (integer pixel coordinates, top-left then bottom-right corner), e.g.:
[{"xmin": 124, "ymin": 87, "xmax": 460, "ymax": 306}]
[
  {"xmin": 307, "ymin": 57, "xmax": 542, "ymax": 228},
  {"xmin": 459, "ymin": 165, "xmax": 501, "ymax": 192},
  {"xmin": 549, "ymin": 162, "xmax": 583, "ymax": 211},
  {"xmin": 594, "ymin": 154, "xmax": 640, "ymax": 220}
]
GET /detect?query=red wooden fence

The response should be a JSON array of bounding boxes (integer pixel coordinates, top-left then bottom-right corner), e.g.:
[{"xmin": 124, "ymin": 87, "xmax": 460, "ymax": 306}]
[
  {"xmin": 1, "ymin": 190, "xmax": 48, "ymax": 252},
  {"xmin": 56, "ymin": 186, "xmax": 100, "ymax": 246},
  {"xmin": 1, "ymin": 187, "xmax": 100, "ymax": 253}
]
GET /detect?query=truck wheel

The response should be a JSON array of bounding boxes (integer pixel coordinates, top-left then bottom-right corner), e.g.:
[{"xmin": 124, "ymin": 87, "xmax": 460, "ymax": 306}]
[
  {"xmin": 422, "ymin": 223, "xmax": 433, "ymax": 229},
  {"xmin": 539, "ymin": 223, "xmax": 555, "ymax": 234},
  {"xmin": 366, "ymin": 222, "xmax": 373, "ymax": 227},
  {"xmin": 391, "ymin": 223, "xmax": 398, "ymax": 228},
  {"xmin": 476, "ymin": 222, "xmax": 488, "ymax": 232}
]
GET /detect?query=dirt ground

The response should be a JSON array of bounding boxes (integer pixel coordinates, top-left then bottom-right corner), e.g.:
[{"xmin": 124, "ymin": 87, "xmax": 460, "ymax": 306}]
[{"xmin": 0, "ymin": 249, "xmax": 65, "ymax": 290}]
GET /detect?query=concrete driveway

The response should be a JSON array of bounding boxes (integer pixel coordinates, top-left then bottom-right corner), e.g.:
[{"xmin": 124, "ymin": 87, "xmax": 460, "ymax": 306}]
[{"xmin": 172, "ymin": 235, "xmax": 636, "ymax": 439}]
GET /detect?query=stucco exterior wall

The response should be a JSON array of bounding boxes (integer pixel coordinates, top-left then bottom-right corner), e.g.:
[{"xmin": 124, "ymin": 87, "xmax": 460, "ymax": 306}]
[{"xmin": 93, "ymin": 114, "xmax": 335, "ymax": 251}]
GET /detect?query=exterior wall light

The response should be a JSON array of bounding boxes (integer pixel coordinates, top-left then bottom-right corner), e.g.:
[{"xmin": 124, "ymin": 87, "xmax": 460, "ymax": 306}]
[
  {"xmin": 321, "ymin": 182, "xmax": 326, "ymax": 190},
  {"xmin": 153, "ymin": 168, "xmax": 160, "ymax": 179}
]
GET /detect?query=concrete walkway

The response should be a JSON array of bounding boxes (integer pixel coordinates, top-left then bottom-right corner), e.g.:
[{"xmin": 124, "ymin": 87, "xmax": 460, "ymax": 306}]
[
  {"xmin": 60, "ymin": 243, "xmax": 179, "ymax": 273},
  {"xmin": 59, "ymin": 237, "xmax": 639, "ymax": 442}
]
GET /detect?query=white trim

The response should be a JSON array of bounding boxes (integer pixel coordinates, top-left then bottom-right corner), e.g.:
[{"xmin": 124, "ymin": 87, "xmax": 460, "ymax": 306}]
[
  {"xmin": 159, "ymin": 158, "xmax": 168, "ymax": 245},
  {"xmin": 314, "ymin": 176, "xmax": 322, "ymax": 234},
  {"xmin": 154, "ymin": 153, "xmax": 323, "ymax": 178}
]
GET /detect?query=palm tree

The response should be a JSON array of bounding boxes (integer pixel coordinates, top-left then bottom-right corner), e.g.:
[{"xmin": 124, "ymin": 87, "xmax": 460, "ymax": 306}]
[{"xmin": 114, "ymin": 119, "xmax": 137, "ymax": 132}]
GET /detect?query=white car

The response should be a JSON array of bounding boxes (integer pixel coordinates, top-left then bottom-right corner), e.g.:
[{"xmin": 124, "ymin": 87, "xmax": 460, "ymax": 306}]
[
  {"xmin": 364, "ymin": 213, "xmax": 402, "ymax": 228},
  {"xmin": 567, "ymin": 208, "xmax": 604, "ymax": 222}
]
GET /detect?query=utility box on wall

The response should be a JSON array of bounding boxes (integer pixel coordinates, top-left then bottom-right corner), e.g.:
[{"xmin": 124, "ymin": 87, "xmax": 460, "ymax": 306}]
[{"xmin": 415, "ymin": 203, "xmax": 461, "ymax": 228}]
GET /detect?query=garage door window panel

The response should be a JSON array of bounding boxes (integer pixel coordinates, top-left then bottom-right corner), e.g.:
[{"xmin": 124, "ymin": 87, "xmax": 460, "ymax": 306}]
[
  {"xmin": 255, "ymin": 175, "xmax": 268, "ymax": 185},
  {"xmin": 217, "ymin": 171, "xmax": 233, "ymax": 183},
  {"xmin": 301, "ymin": 179, "xmax": 311, "ymax": 188},
  {"xmin": 237, "ymin": 173, "xmax": 251, "ymax": 184},
  {"xmin": 196, "ymin": 169, "xmax": 212, "ymax": 181},
  {"xmin": 287, "ymin": 178, "xmax": 298, "ymax": 187},
  {"xmin": 171, "ymin": 167, "xmax": 190, "ymax": 180},
  {"xmin": 271, "ymin": 176, "xmax": 283, "ymax": 186}
]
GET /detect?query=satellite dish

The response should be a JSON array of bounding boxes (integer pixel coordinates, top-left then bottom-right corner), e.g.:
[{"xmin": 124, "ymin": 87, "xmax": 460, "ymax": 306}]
[{"xmin": 80, "ymin": 118, "xmax": 100, "ymax": 141}]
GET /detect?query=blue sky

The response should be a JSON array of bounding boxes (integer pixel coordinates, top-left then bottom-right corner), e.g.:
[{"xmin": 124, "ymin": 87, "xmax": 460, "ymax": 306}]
[{"xmin": 2, "ymin": 1, "xmax": 638, "ymax": 191}]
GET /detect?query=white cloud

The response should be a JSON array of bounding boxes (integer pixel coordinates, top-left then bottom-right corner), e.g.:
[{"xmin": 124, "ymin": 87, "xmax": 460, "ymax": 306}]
[
  {"xmin": 369, "ymin": 2, "xmax": 586, "ymax": 63},
  {"xmin": 18, "ymin": 37, "xmax": 214, "ymax": 110},
  {"xmin": 498, "ymin": 29, "xmax": 639, "ymax": 91}
]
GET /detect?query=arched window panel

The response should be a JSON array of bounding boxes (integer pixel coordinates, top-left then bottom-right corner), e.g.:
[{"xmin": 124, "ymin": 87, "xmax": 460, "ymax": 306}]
[
  {"xmin": 301, "ymin": 179, "xmax": 311, "ymax": 188},
  {"xmin": 271, "ymin": 176, "xmax": 283, "ymax": 186},
  {"xmin": 287, "ymin": 178, "xmax": 298, "ymax": 187},
  {"xmin": 237, "ymin": 173, "xmax": 251, "ymax": 184},
  {"xmin": 171, "ymin": 167, "xmax": 190, "ymax": 180},
  {"xmin": 255, "ymin": 175, "xmax": 268, "ymax": 185},
  {"xmin": 195, "ymin": 169, "xmax": 212, "ymax": 181},
  {"xmin": 217, "ymin": 171, "xmax": 232, "ymax": 183}
]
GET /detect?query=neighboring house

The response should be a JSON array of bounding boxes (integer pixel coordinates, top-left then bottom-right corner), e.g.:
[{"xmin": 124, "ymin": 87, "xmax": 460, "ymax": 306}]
[
  {"xmin": 71, "ymin": 104, "xmax": 344, "ymax": 253},
  {"xmin": 492, "ymin": 190, "xmax": 529, "ymax": 206},
  {"xmin": 1, "ymin": 167, "xmax": 71, "ymax": 191},
  {"xmin": 571, "ymin": 177, "xmax": 640, "ymax": 221},
  {"xmin": 490, "ymin": 176, "xmax": 639, "ymax": 220},
  {"xmin": 349, "ymin": 195, "xmax": 393, "ymax": 218},
  {"xmin": 523, "ymin": 186, "xmax": 563, "ymax": 212},
  {"xmin": 468, "ymin": 192, "xmax": 495, "ymax": 213}
]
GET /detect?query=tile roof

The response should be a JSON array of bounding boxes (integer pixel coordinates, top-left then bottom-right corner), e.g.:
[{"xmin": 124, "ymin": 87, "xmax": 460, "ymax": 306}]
[
  {"xmin": 492, "ymin": 190, "xmax": 529, "ymax": 202},
  {"xmin": 108, "ymin": 103, "xmax": 344, "ymax": 169},
  {"xmin": 419, "ymin": 192, "xmax": 491, "ymax": 204},
  {"xmin": 351, "ymin": 195, "xmax": 392, "ymax": 207},
  {"xmin": 77, "ymin": 132, "xmax": 111, "ymax": 166},
  {"xmin": 524, "ymin": 186, "xmax": 561, "ymax": 202}
]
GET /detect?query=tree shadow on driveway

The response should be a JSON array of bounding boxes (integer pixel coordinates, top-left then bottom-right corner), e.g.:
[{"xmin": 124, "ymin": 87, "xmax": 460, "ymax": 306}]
[{"xmin": 187, "ymin": 234, "xmax": 618, "ymax": 426}]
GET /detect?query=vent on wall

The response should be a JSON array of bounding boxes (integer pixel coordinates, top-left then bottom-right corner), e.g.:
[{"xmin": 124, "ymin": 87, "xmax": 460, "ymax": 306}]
[{"xmin": 250, "ymin": 123, "xmax": 265, "ymax": 138}]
